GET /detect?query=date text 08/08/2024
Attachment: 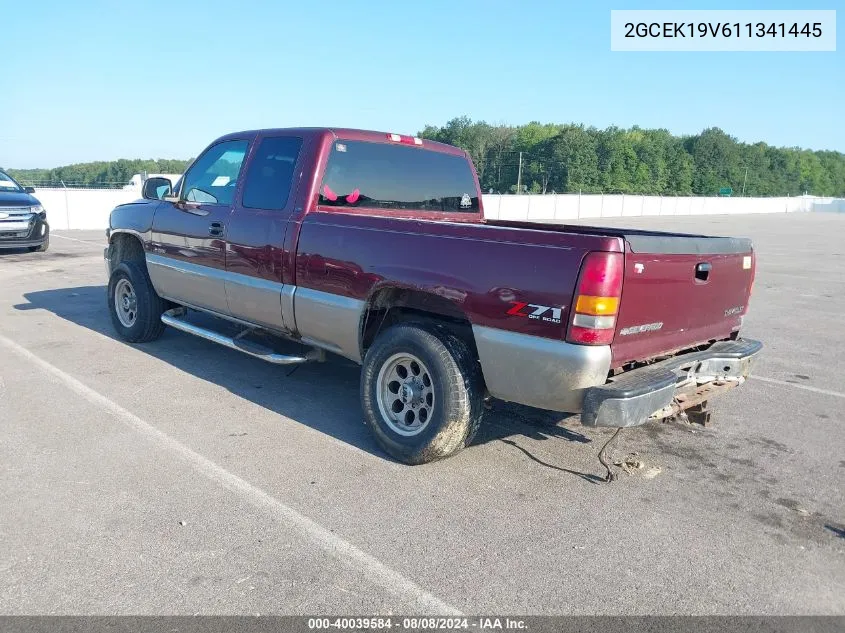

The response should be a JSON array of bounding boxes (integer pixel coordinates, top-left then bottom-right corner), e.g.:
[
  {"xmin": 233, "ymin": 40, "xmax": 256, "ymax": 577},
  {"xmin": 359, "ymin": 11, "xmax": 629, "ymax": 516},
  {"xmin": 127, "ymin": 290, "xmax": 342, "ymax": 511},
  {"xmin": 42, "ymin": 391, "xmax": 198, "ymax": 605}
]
[{"xmin": 307, "ymin": 617, "xmax": 527, "ymax": 630}]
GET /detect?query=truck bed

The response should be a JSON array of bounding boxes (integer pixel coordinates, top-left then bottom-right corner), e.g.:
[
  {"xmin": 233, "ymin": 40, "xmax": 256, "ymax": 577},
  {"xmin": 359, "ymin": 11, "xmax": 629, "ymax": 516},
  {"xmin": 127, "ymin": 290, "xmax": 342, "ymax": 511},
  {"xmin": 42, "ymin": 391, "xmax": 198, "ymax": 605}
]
[{"xmin": 487, "ymin": 218, "xmax": 756, "ymax": 367}]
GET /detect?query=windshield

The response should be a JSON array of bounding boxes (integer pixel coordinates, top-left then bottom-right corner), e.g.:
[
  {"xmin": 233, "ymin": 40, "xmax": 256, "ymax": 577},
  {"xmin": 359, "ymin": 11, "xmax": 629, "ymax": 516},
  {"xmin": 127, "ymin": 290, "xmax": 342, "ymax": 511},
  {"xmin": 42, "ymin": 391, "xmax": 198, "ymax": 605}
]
[{"xmin": 0, "ymin": 170, "xmax": 24, "ymax": 192}]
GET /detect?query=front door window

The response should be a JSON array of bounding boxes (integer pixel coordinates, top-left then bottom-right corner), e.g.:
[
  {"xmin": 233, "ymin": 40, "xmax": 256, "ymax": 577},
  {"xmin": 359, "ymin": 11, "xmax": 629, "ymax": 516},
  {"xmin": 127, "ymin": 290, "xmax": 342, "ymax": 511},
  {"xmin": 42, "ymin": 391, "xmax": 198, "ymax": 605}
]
[{"xmin": 181, "ymin": 140, "xmax": 249, "ymax": 205}]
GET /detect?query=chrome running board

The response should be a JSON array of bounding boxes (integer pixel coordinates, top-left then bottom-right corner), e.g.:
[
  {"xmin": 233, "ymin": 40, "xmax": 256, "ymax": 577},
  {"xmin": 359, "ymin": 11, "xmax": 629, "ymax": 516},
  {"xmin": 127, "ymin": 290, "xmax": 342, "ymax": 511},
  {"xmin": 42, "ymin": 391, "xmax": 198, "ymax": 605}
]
[{"xmin": 161, "ymin": 308, "xmax": 324, "ymax": 365}]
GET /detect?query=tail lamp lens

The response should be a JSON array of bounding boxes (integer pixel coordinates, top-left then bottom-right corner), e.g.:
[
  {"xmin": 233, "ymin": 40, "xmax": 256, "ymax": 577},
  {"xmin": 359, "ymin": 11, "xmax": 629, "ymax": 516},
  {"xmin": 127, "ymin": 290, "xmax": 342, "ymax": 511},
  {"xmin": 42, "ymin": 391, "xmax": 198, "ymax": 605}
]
[{"xmin": 566, "ymin": 251, "xmax": 624, "ymax": 345}]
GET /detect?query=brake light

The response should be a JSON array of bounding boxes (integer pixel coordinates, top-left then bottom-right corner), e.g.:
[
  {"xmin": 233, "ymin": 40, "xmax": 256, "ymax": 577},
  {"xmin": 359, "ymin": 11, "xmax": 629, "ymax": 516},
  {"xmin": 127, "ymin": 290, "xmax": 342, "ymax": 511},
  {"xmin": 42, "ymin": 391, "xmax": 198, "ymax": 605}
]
[
  {"xmin": 566, "ymin": 252, "xmax": 624, "ymax": 345},
  {"xmin": 387, "ymin": 133, "xmax": 423, "ymax": 146}
]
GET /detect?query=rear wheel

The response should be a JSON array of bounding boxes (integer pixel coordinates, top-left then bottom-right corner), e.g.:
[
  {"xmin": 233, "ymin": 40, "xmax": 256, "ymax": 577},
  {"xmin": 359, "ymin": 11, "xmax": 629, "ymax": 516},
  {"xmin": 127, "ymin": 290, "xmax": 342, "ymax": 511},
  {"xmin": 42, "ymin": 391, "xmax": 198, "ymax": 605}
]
[
  {"xmin": 361, "ymin": 323, "xmax": 484, "ymax": 464},
  {"xmin": 107, "ymin": 260, "xmax": 167, "ymax": 343}
]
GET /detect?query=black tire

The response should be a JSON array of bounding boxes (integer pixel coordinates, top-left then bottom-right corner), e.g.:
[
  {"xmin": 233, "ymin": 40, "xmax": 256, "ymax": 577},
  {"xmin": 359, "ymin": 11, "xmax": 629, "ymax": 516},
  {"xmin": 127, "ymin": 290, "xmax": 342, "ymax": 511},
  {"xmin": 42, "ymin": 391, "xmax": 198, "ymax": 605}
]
[
  {"xmin": 28, "ymin": 235, "xmax": 49, "ymax": 252},
  {"xmin": 361, "ymin": 323, "xmax": 485, "ymax": 465},
  {"xmin": 107, "ymin": 260, "xmax": 167, "ymax": 343}
]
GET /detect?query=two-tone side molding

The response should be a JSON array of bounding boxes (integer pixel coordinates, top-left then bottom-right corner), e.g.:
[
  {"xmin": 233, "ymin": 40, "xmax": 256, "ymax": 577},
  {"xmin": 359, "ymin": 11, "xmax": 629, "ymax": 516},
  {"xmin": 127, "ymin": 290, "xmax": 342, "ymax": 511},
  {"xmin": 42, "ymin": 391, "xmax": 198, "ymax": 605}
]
[{"xmin": 161, "ymin": 308, "xmax": 325, "ymax": 365}]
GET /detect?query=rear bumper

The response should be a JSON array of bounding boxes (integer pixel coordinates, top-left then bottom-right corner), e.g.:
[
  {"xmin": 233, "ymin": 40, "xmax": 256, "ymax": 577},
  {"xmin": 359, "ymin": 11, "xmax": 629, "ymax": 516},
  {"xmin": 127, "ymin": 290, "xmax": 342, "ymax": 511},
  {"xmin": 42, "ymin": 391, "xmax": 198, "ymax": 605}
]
[{"xmin": 581, "ymin": 338, "xmax": 763, "ymax": 428}]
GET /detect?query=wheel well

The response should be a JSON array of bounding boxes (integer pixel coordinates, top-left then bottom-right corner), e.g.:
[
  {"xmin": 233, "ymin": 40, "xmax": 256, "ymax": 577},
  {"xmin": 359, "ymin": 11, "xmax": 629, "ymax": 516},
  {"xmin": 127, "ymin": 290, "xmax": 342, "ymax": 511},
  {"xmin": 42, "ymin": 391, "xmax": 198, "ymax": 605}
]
[
  {"xmin": 360, "ymin": 288, "xmax": 478, "ymax": 358},
  {"xmin": 107, "ymin": 232, "xmax": 146, "ymax": 275}
]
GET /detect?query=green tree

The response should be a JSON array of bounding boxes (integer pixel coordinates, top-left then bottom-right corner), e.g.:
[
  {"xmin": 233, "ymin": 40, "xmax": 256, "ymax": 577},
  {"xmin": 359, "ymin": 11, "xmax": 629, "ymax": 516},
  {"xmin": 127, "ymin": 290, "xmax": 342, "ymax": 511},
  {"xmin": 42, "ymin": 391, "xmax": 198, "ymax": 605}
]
[
  {"xmin": 595, "ymin": 127, "xmax": 637, "ymax": 193},
  {"xmin": 10, "ymin": 119, "xmax": 845, "ymax": 197},
  {"xmin": 541, "ymin": 125, "xmax": 599, "ymax": 192},
  {"xmin": 665, "ymin": 138, "xmax": 694, "ymax": 194},
  {"xmin": 420, "ymin": 117, "xmax": 845, "ymax": 197},
  {"xmin": 8, "ymin": 158, "xmax": 191, "ymax": 187},
  {"xmin": 687, "ymin": 128, "xmax": 743, "ymax": 195}
]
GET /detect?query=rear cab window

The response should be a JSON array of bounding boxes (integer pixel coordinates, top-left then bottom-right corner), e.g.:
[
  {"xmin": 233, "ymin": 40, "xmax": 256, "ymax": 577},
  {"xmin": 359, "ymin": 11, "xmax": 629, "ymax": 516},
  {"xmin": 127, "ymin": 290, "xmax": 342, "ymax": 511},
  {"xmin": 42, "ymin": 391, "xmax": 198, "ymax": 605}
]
[{"xmin": 318, "ymin": 140, "xmax": 479, "ymax": 214}]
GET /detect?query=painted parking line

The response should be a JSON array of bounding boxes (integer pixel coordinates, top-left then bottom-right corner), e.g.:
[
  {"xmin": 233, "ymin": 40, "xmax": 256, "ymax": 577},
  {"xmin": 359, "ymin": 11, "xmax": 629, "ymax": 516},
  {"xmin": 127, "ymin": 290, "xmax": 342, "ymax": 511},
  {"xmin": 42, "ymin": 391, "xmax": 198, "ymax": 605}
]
[
  {"xmin": 51, "ymin": 233, "xmax": 105, "ymax": 247},
  {"xmin": 0, "ymin": 332, "xmax": 459, "ymax": 615},
  {"xmin": 751, "ymin": 375, "xmax": 845, "ymax": 400}
]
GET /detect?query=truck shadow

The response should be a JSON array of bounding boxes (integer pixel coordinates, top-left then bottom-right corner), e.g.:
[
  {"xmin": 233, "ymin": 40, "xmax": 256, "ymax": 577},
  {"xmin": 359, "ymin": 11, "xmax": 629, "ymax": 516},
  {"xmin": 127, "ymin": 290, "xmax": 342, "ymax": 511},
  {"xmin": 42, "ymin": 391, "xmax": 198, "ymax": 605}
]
[{"xmin": 15, "ymin": 285, "xmax": 601, "ymax": 481}]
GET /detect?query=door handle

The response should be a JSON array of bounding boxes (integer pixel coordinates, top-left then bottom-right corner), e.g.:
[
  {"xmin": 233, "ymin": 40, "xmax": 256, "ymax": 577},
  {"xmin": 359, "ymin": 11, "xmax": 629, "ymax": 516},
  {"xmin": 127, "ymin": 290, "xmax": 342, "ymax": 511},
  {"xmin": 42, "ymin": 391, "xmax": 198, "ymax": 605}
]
[
  {"xmin": 695, "ymin": 262, "xmax": 712, "ymax": 282},
  {"xmin": 209, "ymin": 221, "xmax": 225, "ymax": 237}
]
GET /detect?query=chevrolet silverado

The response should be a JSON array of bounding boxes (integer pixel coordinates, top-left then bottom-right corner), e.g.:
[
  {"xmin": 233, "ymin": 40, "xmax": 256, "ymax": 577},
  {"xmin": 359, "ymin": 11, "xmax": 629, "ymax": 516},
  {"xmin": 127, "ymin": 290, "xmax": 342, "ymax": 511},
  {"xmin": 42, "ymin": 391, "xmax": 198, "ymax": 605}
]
[{"xmin": 104, "ymin": 127, "xmax": 762, "ymax": 471}]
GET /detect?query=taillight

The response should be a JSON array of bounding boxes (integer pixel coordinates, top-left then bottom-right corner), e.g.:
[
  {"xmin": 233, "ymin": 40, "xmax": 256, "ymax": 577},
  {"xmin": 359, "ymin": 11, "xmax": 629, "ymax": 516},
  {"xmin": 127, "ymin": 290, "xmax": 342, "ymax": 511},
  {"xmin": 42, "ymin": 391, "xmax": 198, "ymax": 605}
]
[{"xmin": 566, "ymin": 251, "xmax": 624, "ymax": 345}]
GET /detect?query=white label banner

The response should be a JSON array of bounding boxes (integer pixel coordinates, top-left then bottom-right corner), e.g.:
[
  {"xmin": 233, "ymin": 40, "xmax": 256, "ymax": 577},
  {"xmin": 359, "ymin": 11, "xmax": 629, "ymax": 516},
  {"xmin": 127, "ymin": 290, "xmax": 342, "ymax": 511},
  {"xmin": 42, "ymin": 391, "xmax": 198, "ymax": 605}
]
[{"xmin": 611, "ymin": 10, "xmax": 836, "ymax": 52}]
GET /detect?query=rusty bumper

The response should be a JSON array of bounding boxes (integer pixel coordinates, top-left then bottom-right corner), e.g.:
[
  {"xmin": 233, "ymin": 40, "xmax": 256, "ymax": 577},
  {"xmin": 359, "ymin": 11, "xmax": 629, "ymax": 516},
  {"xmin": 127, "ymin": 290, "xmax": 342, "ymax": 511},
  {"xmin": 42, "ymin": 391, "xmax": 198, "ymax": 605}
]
[{"xmin": 581, "ymin": 338, "xmax": 763, "ymax": 428}]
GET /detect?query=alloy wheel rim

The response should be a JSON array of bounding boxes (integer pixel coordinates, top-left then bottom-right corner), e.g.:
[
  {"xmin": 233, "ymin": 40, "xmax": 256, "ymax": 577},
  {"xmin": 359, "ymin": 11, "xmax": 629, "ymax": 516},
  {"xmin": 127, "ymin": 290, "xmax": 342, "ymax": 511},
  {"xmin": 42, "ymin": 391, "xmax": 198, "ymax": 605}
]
[
  {"xmin": 376, "ymin": 352, "xmax": 435, "ymax": 436},
  {"xmin": 114, "ymin": 278, "xmax": 138, "ymax": 328}
]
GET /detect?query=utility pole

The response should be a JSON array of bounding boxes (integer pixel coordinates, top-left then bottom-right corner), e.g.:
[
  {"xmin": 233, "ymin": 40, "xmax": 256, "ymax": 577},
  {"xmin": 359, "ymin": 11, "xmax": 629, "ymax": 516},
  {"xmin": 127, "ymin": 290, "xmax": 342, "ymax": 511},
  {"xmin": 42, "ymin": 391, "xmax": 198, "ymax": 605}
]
[
  {"xmin": 516, "ymin": 151, "xmax": 523, "ymax": 194},
  {"xmin": 742, "ymin": 167, "xmax": 748, "ymax": 196},
  {"xmin": 61, "ymin": 180, "xmax": 70, "ymax": 231}
]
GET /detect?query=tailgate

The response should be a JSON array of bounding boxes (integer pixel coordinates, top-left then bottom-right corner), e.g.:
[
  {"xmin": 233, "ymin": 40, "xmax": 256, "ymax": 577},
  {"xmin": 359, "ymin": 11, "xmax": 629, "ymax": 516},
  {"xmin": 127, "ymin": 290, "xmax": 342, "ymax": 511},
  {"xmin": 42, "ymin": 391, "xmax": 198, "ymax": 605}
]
[{"xmin": 611, "ymin": 233, "xmax": 755, "ymax": 366}]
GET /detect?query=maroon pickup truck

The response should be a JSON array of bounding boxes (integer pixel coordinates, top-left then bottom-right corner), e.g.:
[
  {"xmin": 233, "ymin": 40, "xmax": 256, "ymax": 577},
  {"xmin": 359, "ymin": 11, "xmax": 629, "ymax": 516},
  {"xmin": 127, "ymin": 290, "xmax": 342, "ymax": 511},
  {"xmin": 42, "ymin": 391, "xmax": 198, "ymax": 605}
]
[{"xmin": 104, "ymin": 127, "xmax": 761, "ymax": 469}]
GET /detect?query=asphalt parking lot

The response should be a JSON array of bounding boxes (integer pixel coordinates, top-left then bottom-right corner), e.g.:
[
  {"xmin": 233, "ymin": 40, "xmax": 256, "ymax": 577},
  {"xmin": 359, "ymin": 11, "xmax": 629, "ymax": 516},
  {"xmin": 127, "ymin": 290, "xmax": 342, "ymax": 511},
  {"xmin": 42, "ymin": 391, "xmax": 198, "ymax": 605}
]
[{"xmin": 1, "ymin": 213, "xmax": 843, "ymax": 615}]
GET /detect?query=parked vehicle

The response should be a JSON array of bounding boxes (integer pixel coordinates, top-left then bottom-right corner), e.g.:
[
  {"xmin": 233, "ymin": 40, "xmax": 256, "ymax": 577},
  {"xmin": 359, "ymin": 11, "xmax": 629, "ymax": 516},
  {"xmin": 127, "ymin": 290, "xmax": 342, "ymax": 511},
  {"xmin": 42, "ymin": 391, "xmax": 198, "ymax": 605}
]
[
  {"xmin": 0, "ymin": 169, "xmax": 49, "ymax": 252},
  {"xmin": 104, "ymin": 128, "xmax": 762, "ymax": 468}
]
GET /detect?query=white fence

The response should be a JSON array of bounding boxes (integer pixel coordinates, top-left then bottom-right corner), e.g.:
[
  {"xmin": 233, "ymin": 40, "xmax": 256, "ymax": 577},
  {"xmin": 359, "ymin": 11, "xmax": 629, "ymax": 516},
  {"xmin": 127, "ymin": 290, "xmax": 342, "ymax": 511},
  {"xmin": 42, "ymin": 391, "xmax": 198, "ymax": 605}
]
[
  {"xmin": 483, "ymin": 193, "xmax": 845, "ymax": 221},
  {"xmin": 33, "ymin": 188, "xmax": 140, "ymax": 231},
  {"xmin": 31, "ymin": 187, "xmax": 845, "ymax": 231}
]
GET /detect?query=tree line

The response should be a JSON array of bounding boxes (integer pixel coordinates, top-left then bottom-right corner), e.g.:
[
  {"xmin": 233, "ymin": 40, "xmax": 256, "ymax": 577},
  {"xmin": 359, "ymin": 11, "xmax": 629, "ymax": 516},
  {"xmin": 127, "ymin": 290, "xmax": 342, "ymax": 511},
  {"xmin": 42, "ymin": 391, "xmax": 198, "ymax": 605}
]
[
  {"xmin": 419, "ymin": 117, "xmax": 845, "ymax": 197},
  {"xmin": 4, "ymin": 159, "xmax": 191, "ymax": 188},
  {"xmin": 5, "ymin": 119, "xmax": 845, "ymax": 197}
]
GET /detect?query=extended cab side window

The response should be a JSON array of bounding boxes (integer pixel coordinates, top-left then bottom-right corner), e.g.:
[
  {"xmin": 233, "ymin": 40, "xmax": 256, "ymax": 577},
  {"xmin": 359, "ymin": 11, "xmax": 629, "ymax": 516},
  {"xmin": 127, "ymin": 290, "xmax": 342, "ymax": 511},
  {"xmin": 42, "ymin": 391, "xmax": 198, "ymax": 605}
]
[
  {"xmin": 241, "ymin": 136, "xmax": 303, "ymax": 211},
  {"xmin": 318, "ymin": 141, "xmax": 479, "ymax": 213},
  {"xmin": 182, "ymin": 140, "xmax": 249, "ymax": 205}
]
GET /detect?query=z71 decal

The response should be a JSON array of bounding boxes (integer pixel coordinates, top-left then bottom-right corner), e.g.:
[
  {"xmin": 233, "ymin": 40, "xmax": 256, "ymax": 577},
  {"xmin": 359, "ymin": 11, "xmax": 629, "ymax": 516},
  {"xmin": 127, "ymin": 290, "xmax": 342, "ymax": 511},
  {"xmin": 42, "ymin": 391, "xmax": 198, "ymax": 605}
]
[{"xmin": 507, "ymin": 302, "xmax": 564, "ymax": 324}]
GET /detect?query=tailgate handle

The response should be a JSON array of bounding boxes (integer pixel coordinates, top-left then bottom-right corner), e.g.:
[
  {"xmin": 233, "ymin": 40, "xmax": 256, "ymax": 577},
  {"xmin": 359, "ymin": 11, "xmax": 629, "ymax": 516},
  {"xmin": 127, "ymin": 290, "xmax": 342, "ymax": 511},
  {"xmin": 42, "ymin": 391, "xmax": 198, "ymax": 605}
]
[{"xmin": 695, "ymin": 262, "xmax": 712, "ymax": 282}]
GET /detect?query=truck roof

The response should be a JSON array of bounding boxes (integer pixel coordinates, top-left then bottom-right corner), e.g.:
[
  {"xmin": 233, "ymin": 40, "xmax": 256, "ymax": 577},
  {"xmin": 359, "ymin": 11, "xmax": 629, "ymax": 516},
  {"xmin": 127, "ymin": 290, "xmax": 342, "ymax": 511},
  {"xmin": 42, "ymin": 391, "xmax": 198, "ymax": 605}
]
[{"xmin": 213, "ymin": 127, "xmax": 466, "ymax": 156}]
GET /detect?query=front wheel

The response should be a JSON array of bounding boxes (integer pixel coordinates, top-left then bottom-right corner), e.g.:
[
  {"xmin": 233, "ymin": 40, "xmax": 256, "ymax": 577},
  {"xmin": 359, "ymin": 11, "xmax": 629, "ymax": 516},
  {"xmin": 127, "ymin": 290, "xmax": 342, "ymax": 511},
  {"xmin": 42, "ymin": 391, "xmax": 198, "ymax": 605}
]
[
  {"xmin": 361, "ymin": 323, "xmax": 485, "ymax": 465},
  {"xmin": 107, "ymin": 261, "xmax": 167, "ymax": 343}
]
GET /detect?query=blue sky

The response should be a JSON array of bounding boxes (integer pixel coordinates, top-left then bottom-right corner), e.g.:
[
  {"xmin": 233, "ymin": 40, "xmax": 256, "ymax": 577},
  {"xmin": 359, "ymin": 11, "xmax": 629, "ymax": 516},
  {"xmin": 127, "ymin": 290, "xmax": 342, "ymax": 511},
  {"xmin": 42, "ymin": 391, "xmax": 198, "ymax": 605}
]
[{"xmin": 1, "ymin": 0, "xmax": 842, "ymax": 168}]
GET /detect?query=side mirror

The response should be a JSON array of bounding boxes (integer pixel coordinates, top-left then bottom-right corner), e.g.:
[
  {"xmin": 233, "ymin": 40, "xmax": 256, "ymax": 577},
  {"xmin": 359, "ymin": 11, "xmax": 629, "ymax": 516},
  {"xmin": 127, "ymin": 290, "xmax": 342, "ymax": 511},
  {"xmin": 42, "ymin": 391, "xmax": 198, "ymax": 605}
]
[
  {"xmin": 24, "ymin": 186, "xmax": 35, "ymax": 194},
  {"xmin": 142, "ymin": 177, "xmax": 172, "ymax": 200}
]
